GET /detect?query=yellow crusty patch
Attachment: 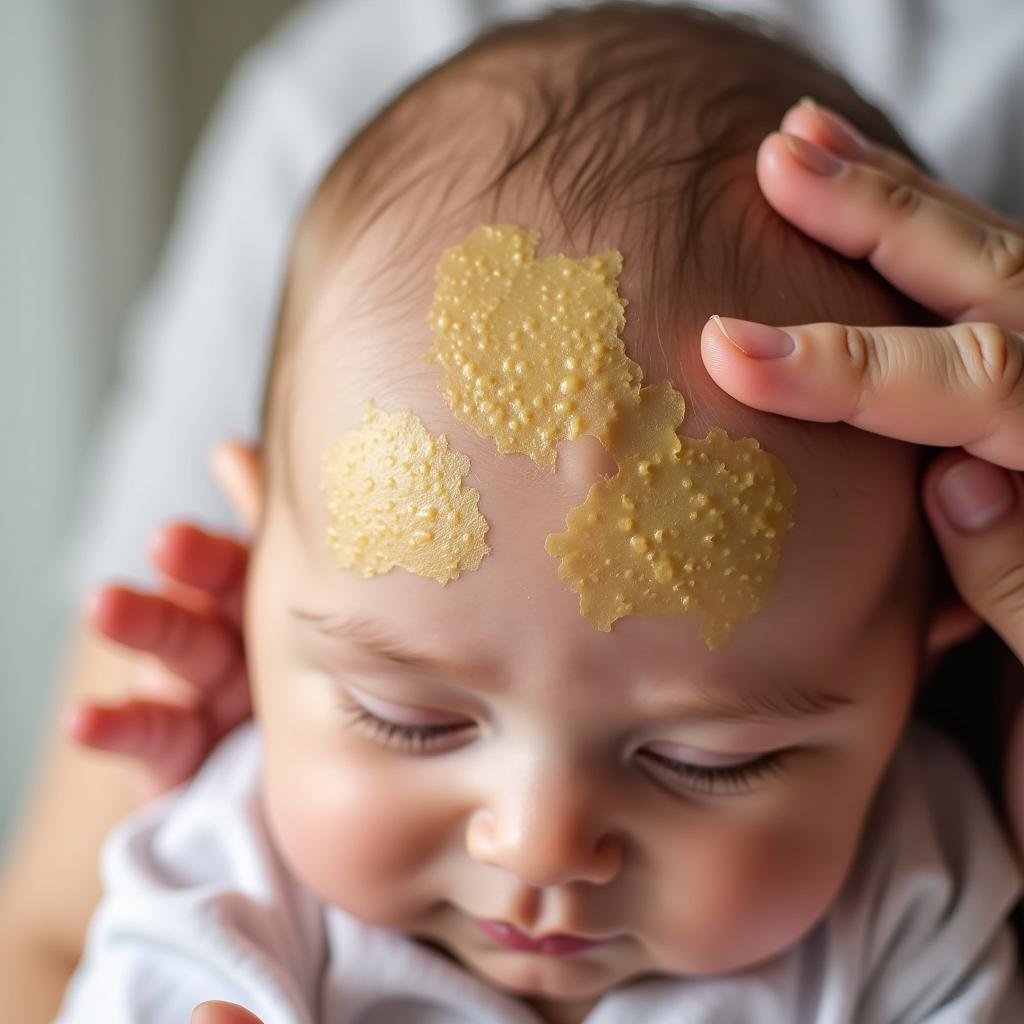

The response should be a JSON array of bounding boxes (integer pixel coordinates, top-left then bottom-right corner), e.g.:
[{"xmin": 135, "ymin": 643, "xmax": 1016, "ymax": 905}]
[
  {"xmin": 545, "ymin": 381, "xmax": 796, "ymax": 648},
  {"xmin": 426, "ymin": 224, "xmax": 642, "ymax": 471},
  {"xmin": 321, "ymin": 400, "xmax": 489, "ymax": 584},
  {"xmin": 421, "ymin": 222, "xmax": 796, "ymax": 646}
]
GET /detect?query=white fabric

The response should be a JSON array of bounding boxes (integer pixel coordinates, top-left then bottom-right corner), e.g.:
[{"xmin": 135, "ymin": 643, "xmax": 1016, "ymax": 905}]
[
  {"xmin": 56, "ymin": 720, "xmax": 1024, "ymax": 1023},
  {"xmin": 53, "ymin": 0, "xmax": 1024, "ymax": 603}
]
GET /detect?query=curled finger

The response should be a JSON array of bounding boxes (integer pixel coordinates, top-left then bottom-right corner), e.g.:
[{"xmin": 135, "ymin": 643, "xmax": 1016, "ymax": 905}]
[
  {"xmin": 150, "ymin": 522, "xmax": 248, "ymax": 627},
  {"xmin": 755, "ymin": 125, "xmax": 1024, "ymax": 327},
  {"xmin": 66, "ymin": 698, "xmax": 211, "ymax": 794},
  {"xmin": 924, "ymin": 452, "xmax": 1024, "ymax": 663},
  {"xmin": 86, "ymin": 585, "xmax": 245, "ymax": 695}
]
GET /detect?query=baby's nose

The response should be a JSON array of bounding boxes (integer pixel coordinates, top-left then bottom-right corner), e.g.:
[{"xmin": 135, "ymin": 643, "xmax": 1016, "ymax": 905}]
[{"xmin": 465, "ymin": 760, "xmax": 623, "ymax": 887}]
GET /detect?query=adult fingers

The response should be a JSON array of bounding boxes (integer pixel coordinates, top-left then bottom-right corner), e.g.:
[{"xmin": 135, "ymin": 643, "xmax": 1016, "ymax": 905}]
[
  {"xmin": 136, "ymin": 659, "xmax": 253, "ymax": 739},
  {"xmin": 67, "ymin": 670, "xmax": 251, "ymax": 795},
  {"xmin": 65, "ymin": 699, "xmax": 210, "ymax": 794},
  {"xmin": 779, "ymin": 97, "xmax": 1017, "ymax": 232},
  {"xmin": 923, "ymin": 451, "xmax": 1024, "ymax": 663},
  {"xmin": 701, "ymin": 315, "xmax": 1024, "ymax": 470},
  {"xmin": 85, "ymin": 584, "xmax": 245, "ymax": 695},
  {"xmin": 150, "ymin": 522, "xmax": 248, "ymax": 627},
  {"xmin": 191, "ymin": 1001, "xmax": 265, "ymax": 1024},
  {"xmin": 755, "ymin": 120, "xmax": 1024, "ymax": 328}
]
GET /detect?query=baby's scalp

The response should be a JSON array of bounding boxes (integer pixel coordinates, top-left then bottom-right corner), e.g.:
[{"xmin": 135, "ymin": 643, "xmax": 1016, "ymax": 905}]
[{"xmin": 259, "ymin": 4, "xmax": 937, "ymax": 656}]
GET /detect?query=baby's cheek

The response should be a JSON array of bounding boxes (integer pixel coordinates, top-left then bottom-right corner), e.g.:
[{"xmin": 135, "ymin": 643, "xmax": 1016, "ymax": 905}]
[
  {"xmin": 648, "ymin": 803, "xmax": 857, "ymax": 974},
  {"xmin": 262, "ymin": 742, "xmax": 452, "ymax": 929}
]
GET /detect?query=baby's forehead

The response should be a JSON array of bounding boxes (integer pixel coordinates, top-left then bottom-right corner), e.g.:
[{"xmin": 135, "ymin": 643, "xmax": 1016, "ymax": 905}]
[
  {"xmin": 289, "ymin": 313, "xmax": 912, "ymax": 516},
  {"xmin": 284, "ymin": 214, "xmax": 917, "ymax": 496},
  {"xmin": 279, "ymin": 249, "xmax": 921, "ymax": 664}
]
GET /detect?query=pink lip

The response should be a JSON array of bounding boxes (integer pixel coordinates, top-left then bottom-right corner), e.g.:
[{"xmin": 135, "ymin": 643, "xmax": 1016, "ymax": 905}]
[{"xmin": 473, "ymin": 917, "xmax": 609, "ymax": 956}]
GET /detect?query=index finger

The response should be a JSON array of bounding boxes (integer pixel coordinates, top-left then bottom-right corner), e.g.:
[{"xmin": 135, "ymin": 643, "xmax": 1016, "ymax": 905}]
[
  {"xmin": 701, "ymin": 316, "xmax": 1024, "ymax": 470},
  {"xmin": 150, "ymin": 522, "xmax": 248, "ymax": 627},
  {"xmin": 85, "ymin": 584, "xmax": 245, "ymax": 695},
  {"xmin": 756, "ymin": 131, "xmax": 1024, "ymax": 329}
]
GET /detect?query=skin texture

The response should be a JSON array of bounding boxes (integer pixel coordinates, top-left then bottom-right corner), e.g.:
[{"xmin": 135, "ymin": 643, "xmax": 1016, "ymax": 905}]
[{"xmin": 236, "ymin": 211, "xmax": 961, "ymax": 1023}]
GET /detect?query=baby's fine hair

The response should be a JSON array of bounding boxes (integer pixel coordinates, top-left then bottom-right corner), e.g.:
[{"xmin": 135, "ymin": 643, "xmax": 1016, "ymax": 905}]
[{"xmin": 261, "ymin": 1, "xmax": 932, "ymax": 480}]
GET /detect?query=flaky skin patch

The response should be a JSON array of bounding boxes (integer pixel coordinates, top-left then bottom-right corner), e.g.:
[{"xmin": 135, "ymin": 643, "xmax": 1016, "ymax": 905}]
[
  {"xmin": 545, "ymin": 381, "xmax": 796, "ymax": 648},
  {"xmin": 425, "ymin": 224, "xmax": 796, "ymax": 648},
  {"xmin": 321, "ymin": 401, "xmax": 489, "ymax": 584},
  {"xmin": 426, "ymin": 224, "xmax": 642, "ymax": 470}
]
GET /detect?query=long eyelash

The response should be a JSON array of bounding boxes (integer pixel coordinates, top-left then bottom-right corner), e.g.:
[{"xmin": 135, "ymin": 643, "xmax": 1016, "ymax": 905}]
[
  {"xmin": 641, "ymin": 749, "xmax": 786, "ymax": 795},
  {"xmin": 344, "ymin": 704, "xmax": 786, "ymax": 795},
  {"xmin": 343, "ymin": 705, "xmax": 468, "ymax": 753}
]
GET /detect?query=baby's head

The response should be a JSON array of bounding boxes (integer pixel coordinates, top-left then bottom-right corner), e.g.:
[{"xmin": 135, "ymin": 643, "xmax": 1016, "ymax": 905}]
[{"xmin": 239, "ymin": 4, "xmax": 961, "ymax": 1016}]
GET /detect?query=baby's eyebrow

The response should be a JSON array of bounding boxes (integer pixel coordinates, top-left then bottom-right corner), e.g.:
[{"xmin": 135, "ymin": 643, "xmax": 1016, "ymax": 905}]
[
  {"xmin": 291, "ymin": 608, "xmax": 855, "ymax": 723},
  {"xmin": 293, "ymin": 608, "xmax": 494, "ymax": 684},
  {"xmin": 646, "ymin": 685, "xmax": 855, "ymax": 724}
]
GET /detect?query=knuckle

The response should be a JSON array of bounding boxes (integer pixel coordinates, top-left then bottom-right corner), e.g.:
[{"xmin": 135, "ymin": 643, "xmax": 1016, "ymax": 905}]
[
  {"xmin": 951, "ymin": 323, "xmax": 1024, "ymax": 408},
  {"xmin": 883, "ymin": 180, "xmax": 923, "ymax": 218},
  {"xmin": 842, "ymin": 325, "xmax": 886, "ymax": 399},
  {"xmin": 980, "ymin": 227, "xmax": 1024, "ymax": 285}
]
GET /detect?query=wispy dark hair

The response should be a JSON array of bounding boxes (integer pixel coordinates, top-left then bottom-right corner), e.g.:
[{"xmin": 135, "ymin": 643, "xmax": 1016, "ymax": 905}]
[{"xmin": 261, "ymin": 1, "xmax": 937, "ymax": 460}]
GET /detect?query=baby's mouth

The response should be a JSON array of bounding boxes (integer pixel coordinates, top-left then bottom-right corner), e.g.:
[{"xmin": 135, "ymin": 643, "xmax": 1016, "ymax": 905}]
[{"xmin": 471, "ymin": 917, "xmax": 614, "ymax": 956}]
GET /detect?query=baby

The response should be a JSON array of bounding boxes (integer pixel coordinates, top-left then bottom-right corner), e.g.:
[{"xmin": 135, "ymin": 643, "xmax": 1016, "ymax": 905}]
[{"xmin": 58, "ymin": 5, "xmax": 1024, "ymax": 1023}]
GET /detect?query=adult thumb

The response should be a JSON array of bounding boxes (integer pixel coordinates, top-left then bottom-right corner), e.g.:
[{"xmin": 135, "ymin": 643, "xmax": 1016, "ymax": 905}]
[
  {"xmin": 191, "ymin": 1000, "xmax": 264, "ymax": 1024},
  {"xmin": 924, "ymin": 451, "xmax": 1024, "ymax": 663}
]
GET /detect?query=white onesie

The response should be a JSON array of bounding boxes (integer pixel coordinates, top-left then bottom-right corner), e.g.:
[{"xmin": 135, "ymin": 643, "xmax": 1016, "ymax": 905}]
[{"xmin": 57, "ymin": 720, "xmax": 1024, "ymax": 1023}]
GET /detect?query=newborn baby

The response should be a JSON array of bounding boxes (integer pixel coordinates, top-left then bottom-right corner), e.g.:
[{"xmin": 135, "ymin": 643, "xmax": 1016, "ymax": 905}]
[{"xmin": 58, "ymin": 5, "xmax": 1024, "ymax": 1023}]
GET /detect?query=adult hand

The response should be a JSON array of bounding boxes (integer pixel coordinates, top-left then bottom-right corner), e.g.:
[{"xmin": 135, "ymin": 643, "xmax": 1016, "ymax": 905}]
[
  {"xmin": 191, "ymin": 1001, "xmax": 265, "ymax": 1024},
  {"xmin": 700, "ymin": 96, "xmax": 1024, "ymax": 846},
  {"xmin": 65, "ymin": 440, "xmax": 259, "ymax": 797}
]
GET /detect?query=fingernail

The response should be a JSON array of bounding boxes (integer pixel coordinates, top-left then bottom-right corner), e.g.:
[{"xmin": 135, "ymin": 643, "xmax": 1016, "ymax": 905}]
[
  {"xmin": 783, "ymin": 133, "xmax": 844, "ymax": 177},
  {"xmin": 712, "ymin": 315, "xmax": 795, "ymax": 359},
  {"xmin": 936, "ymin": 458, "xmax": 1017, "ymax": 533},
  {"xmin": 797, "ymin": 97, "xmax": 869, "ymax": 159}
]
